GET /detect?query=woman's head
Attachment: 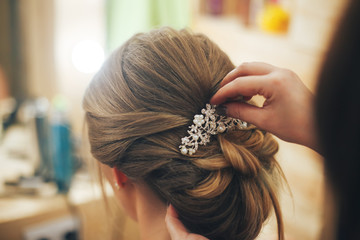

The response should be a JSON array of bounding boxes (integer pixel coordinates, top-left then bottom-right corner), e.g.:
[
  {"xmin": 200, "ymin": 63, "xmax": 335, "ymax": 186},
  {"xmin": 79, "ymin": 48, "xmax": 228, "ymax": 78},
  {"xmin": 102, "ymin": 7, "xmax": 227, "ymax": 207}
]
[{"xmin": 83, "ymin": 27, "xmax": 284, "ymax": 240}]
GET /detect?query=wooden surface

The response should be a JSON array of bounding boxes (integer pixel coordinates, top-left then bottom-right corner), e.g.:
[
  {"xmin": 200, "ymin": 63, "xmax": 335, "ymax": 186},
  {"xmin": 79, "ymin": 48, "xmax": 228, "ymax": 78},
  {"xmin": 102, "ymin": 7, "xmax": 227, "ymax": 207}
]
[{"xmin": 0, "ymin": 180, "xmax": 140, "ymax": 240}]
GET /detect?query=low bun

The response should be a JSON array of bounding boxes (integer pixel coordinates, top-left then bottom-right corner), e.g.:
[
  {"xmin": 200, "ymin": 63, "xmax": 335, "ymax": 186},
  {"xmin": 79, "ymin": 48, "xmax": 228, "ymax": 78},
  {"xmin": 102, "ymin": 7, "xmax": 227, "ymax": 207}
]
[
  {"xmin": 220, "ymin": 127, "xmax": 279, "ymax": 175},
  {"xmin": 187, "ymin": 169, "xmax": 233, "ymax": 198},
  {"xmin": 83, "ymin": 27, "xmax": 285, "ymax": 240},
  {"xmin": 176, "ymin": 127, "xmax": 283, "ymax": 239},
  {"xmin": 219, "ymin": 133, "xmax": 261, "ymax": 177},
  {"xmin": 190, "ymin": 126, "xmax": 278, "ymax": 177}
]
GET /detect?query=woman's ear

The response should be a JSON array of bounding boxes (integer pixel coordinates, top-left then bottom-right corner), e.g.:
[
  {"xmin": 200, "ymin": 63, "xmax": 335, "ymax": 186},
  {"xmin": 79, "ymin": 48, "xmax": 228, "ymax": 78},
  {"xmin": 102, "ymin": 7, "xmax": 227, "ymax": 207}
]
[{"xmin": 113, "ymin": 167, "xmax": 128, "ymax": 188}]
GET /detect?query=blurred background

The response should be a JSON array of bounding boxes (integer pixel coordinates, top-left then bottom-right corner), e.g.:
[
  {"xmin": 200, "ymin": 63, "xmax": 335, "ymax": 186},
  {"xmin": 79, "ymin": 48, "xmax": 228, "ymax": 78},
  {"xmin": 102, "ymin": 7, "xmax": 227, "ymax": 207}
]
[{"xmin": 0, "ymin": 0, "xmax": 347, "ymax": 239}]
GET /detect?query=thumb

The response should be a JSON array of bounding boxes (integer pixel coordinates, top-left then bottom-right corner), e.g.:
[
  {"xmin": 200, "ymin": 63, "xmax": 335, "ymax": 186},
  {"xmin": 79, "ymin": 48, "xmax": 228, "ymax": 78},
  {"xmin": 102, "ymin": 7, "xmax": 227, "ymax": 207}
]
[
  {"xmin": 165, "ymin": 205, "xmax": 189, "ymax": 239},
  {"xmin": 224, "ymin": 102, "xmax": 266, "ymax": 128},
  {"xmin": 165, "ymin": 205, "xmax": 209, "ymax": 240}
]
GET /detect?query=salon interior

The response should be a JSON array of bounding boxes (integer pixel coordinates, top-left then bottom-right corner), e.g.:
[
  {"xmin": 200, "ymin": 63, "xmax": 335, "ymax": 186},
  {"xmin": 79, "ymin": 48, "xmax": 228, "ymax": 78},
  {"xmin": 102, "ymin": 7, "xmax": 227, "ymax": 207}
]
[{"xmin": 0, "ymin": 0, "xmax": 347, "ymax": 239}]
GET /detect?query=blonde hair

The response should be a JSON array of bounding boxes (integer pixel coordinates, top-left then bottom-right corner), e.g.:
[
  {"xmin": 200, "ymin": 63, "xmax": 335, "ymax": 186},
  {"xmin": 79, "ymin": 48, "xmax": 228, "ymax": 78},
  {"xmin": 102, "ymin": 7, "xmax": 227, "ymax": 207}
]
[{"xmin": 83, "ymin": 27, "xmax": 285, "ymax": 240}]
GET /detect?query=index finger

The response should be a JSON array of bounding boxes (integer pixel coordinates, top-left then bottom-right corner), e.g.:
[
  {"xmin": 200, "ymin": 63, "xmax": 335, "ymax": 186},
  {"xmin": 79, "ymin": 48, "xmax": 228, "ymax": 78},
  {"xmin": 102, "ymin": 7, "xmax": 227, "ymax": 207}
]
[
  {"xmin": 221, "ymin": 62, "xmax": 275, "ymax": 87},
  {"xmin": 211, "ymin": 76, "xmax": 267, "ymax": 105}
]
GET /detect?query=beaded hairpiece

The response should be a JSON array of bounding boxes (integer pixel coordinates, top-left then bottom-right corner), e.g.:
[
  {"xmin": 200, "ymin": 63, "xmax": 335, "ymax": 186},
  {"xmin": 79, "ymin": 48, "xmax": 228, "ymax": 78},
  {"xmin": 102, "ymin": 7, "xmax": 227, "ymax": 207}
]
[{"xmin": 179, "ymin": 104, "xmax": 247, "ymax": 156}]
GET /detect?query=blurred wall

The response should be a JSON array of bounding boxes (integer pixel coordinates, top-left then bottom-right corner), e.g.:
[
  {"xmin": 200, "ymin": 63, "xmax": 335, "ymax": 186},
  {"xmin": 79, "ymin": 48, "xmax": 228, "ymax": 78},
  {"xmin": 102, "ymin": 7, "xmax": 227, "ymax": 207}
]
[
  {"xmin": 289, "ymin": 0, "xmax": 347, "ymax": 53},
  {"xmin": 19, "ymin": 0, "xmax": 57, "ymax": 101},
  {"xmin": 0, "ymin": 0, "xmax": 27, "ymax": 101},
  {"xmin": 53, "ymin": 0, "xmax": 105, "ymax": 135},
  {"xmin": 106, "ymin": 0, "xmax": 190, "ymax": 51}
]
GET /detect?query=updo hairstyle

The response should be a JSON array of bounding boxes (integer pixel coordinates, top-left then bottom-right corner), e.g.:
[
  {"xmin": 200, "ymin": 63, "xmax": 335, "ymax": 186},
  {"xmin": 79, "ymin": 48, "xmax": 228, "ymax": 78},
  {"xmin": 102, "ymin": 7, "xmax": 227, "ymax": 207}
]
[{"xmin": 83, "ymin": 27, "xmax": 285, "ymax": 240}]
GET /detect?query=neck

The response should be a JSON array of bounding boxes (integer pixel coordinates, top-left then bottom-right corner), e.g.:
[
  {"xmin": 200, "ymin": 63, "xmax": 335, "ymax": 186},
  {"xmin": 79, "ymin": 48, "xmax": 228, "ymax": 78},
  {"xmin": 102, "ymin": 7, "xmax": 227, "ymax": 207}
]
[{"xmin": 135, "ymin": 184, "xmax": 170, "ymax": 240}]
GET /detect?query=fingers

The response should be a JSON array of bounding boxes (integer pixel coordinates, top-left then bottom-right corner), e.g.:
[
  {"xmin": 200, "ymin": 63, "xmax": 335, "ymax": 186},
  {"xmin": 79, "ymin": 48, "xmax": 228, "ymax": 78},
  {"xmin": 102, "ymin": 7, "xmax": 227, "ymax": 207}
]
[
  {"xmin": 211, "ymin": 76, "xmax": 268, "ymax": 105},
  {"xmin": 165, "ymin": 205, "xmax": 209, "ymax": 240},
  {"xmin": 221, "ymin": 62, "xmax": 275, "ymax": 87},
  {"xmin": 165, "ymin": 205, "xmax": 189, "ymax": 239},
  {"xmin": 224, "ymin": 102, "xmax": 266, "ymax": 128},
  {"xmin": 213, "ymin": 62, "xmax": 277, "ymax": 105}
]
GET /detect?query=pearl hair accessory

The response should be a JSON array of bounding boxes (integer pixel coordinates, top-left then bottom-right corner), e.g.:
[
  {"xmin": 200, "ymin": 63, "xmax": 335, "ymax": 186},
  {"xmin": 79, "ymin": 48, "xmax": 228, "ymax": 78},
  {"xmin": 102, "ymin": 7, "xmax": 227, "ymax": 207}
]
[{"xmin": 179, "ymin": 104, "xmax": 247, "ymax": 156}]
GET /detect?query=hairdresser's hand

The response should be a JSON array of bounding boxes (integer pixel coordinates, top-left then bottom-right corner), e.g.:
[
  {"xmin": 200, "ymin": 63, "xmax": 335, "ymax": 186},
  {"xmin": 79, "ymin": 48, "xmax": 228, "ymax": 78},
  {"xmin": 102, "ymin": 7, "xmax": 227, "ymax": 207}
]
[
  {"xmin": 166, "ymin": 205, "xmax": 209, "ymax": 240},
  {"xmin": 211, "ymin": 62, "xmax": 319, "ymax": 151}
]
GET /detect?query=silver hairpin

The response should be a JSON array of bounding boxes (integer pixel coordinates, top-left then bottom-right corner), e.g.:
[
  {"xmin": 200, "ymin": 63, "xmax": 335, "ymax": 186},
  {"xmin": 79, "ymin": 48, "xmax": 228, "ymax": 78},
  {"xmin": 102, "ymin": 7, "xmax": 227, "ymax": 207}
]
[{"xmin": 179, "ymin": 104, "xmax": 247, "ymax": 156}]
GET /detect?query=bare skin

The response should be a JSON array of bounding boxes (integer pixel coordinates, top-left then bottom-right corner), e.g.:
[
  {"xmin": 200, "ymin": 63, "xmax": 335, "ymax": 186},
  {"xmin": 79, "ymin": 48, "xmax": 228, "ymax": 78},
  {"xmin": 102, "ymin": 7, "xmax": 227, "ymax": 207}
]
[
  {"xmin": 211, "ymin": 62, "xmax": 319, "ymax": 152},
  {"xmin": 101, "ymin": 164, "xmax": 171, "ymax": 240},
  {"xmin": 166, "ymin": 62, "xmax": 319, "ymax": 239},
  {"xmin": 165, "ymin": 205, "xmax": 209, "ymax": 240}
]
